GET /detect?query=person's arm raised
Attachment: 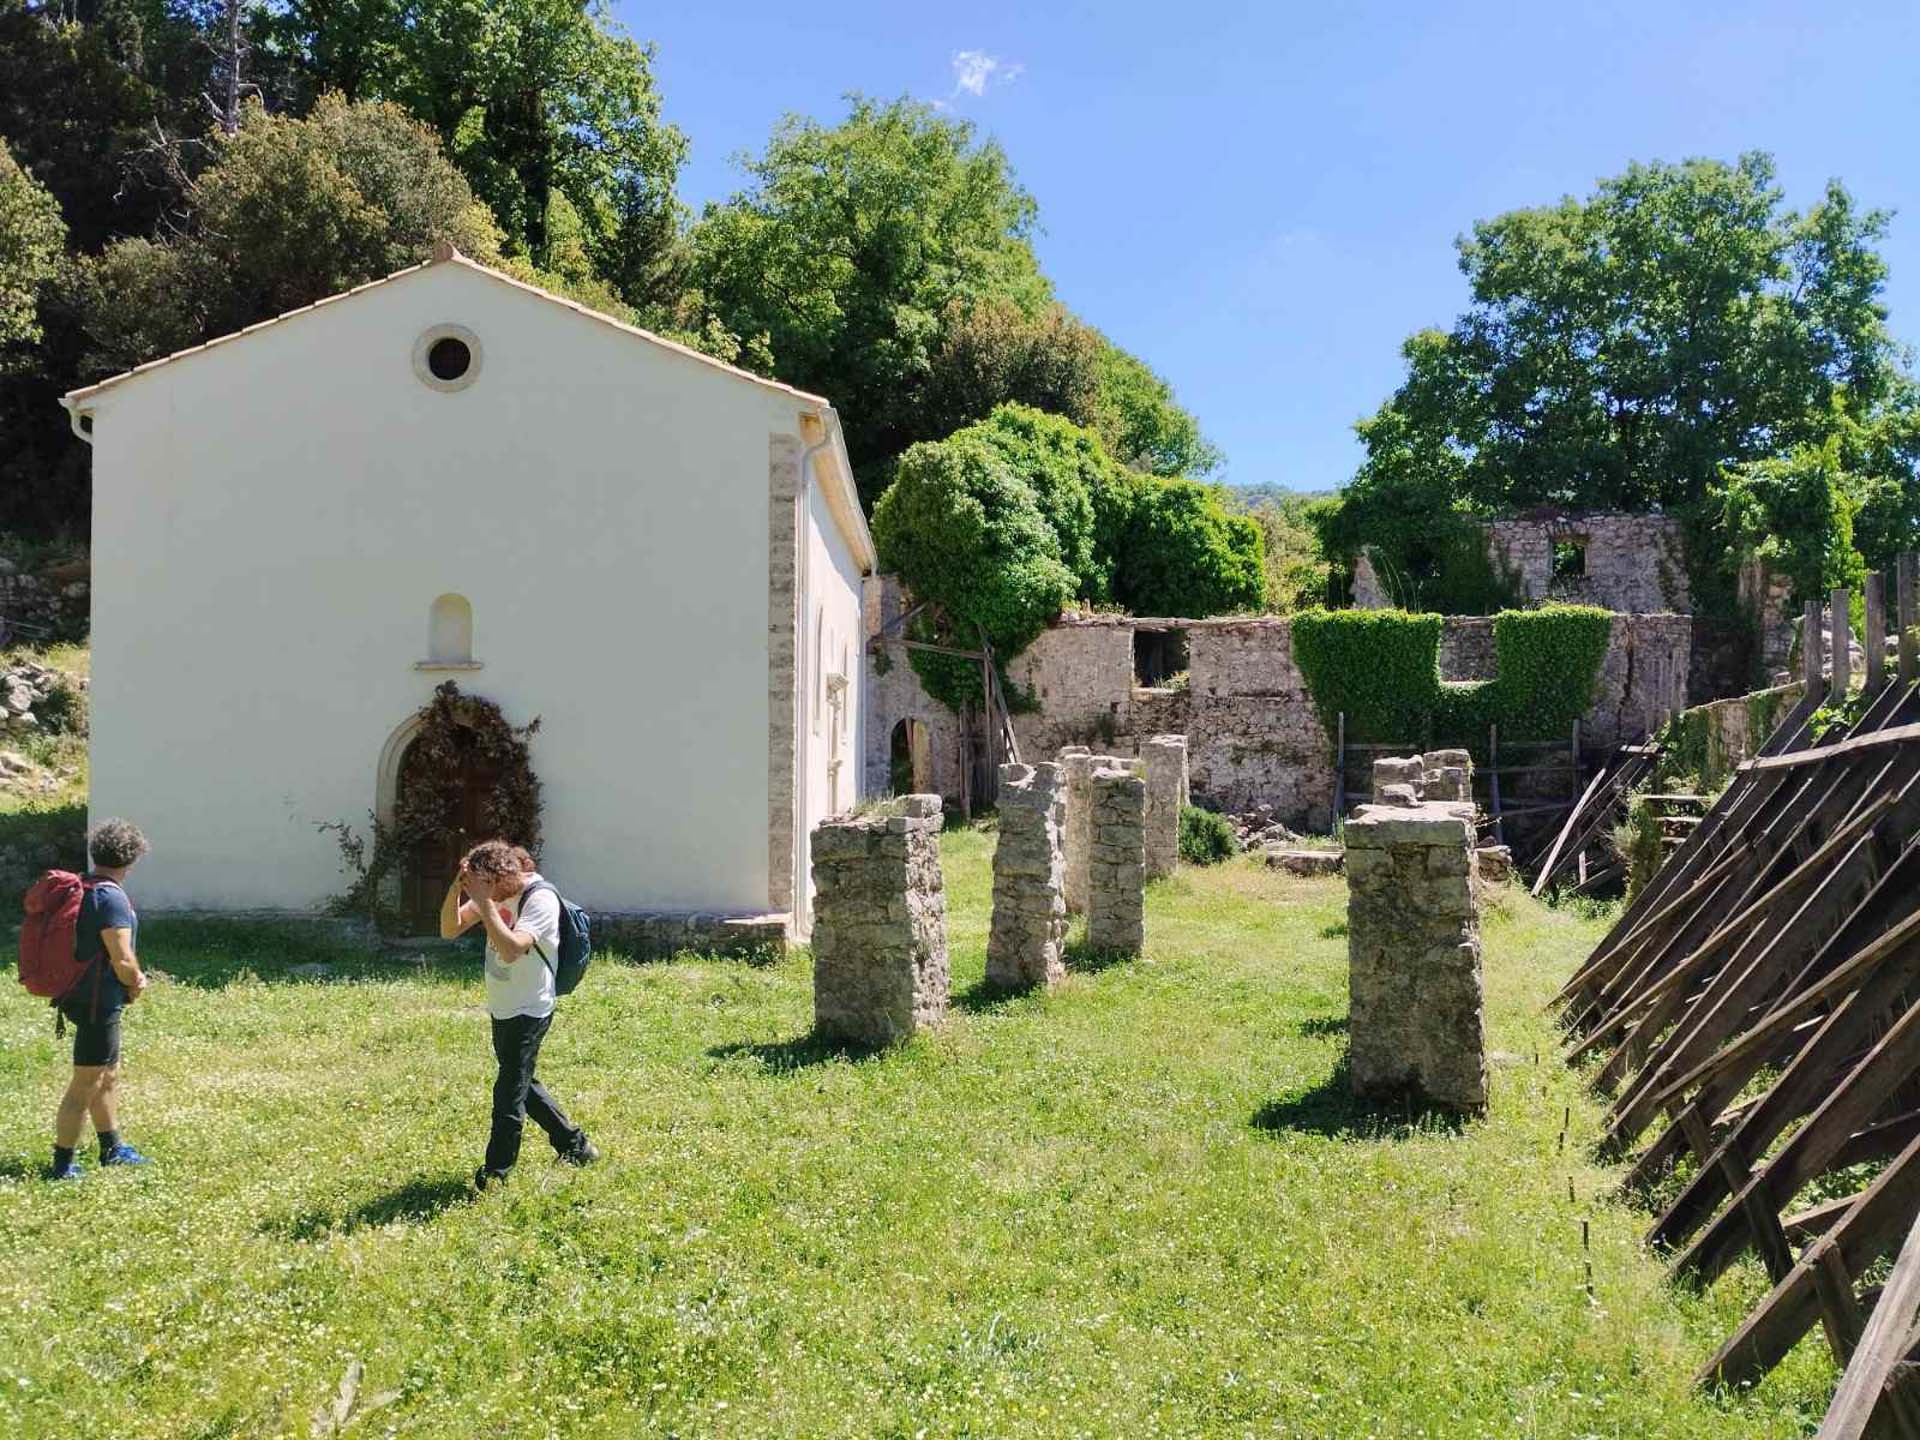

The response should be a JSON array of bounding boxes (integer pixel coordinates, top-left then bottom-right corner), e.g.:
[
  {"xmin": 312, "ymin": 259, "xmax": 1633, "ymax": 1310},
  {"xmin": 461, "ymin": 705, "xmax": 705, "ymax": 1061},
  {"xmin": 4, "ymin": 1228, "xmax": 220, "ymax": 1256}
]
[
  {"xmin": 440, "ymin": 871, "xmax": 481, "ymax": 940},
  {"xmin": 474, "ymin": 886, "xmax": 536, "ymax": 960}
]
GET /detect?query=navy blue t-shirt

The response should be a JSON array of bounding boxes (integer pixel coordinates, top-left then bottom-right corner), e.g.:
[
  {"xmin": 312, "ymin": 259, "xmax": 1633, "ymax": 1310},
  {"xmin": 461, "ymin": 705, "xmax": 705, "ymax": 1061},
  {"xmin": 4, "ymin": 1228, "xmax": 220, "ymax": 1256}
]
[{"xmin": 73, "ymin": 877, "xmax": 137, "ymax": 1016}]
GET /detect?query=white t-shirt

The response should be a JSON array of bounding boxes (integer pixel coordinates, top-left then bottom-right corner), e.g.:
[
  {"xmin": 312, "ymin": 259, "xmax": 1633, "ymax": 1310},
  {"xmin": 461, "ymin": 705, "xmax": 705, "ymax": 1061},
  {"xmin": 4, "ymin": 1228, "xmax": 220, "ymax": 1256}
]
[{"xmin": 483, "ymin": 875, "xmax": 560, "ymax": 1021}]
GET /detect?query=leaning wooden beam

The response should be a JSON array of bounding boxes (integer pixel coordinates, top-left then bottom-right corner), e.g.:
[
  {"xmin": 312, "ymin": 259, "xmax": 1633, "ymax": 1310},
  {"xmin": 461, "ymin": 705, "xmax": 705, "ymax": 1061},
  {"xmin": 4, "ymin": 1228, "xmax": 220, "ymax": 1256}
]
[
  {"xmin": 1818, "ymin": 1209, "xmax": 1920, "ymax": 1440},
  {"xmin": 1674, "ymin": 992, "xmax": 1920, "ymax": 1288},
  {"xmin": 1747, "ymin": 722, "xmax": 1920, "ymax": 772},
  {"xmin": 1701, "ymin": 1134, "xmax": 1920, "ymax": 1392},
  {"xmin": 1532, "ymin": 765, "xmax": 1615, "ymax": 896},
  {"xmin": 1645, "ymin": 858, "xmax": 1920, "ymax": 1250}
]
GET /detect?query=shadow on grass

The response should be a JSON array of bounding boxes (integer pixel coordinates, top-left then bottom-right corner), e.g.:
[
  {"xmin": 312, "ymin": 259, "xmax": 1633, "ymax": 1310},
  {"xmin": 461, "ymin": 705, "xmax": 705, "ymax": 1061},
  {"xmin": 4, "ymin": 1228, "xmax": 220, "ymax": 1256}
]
[
  {"xmin": 0, "ymin": 1156, "xmax": 52, "ymax": 1182},
  {"xmin": 1063, "ymin": 937, "xmax": 1136, "ymax": 975},
  {"xmin": 1319, "ymin": 921, "xmax": 1348, "ymax": 939},
  {"xmin": 272, "ymin": 1174, "xmax": 476, "ymax": 1240},
  {"xmin": 1252, "ymin": 1057, "xmax": 1469, "ymax": 1141},
  {"xmin": 954, "ymin": 975, "xmax": 1054, "ymax": 1013},
  {"xmin": 707, "ymin": 1033, "xmax": 888, "ymax": 1074},
  {"xmin": 1295, "ymin": 1014, "xmax": 1348, "ymax": 1037},
  {"xmin": 142, "ymin": 919, "xmax": 480, "ymax": 990}
]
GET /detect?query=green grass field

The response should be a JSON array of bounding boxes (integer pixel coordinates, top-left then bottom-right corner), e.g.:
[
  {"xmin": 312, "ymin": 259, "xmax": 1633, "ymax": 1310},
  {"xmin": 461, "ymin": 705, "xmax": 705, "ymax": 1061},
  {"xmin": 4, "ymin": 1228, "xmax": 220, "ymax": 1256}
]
[{"xmin": 0, "ymin": 829, "xmax": 1832, "ymax": 1438}]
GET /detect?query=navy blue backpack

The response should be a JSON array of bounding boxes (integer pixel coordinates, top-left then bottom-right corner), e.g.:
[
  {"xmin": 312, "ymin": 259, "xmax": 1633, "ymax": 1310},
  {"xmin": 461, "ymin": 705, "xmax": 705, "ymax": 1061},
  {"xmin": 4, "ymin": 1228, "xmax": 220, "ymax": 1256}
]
[{"xmin": 519, "ymin": 879, "xmax": 592, "ymax": 996}]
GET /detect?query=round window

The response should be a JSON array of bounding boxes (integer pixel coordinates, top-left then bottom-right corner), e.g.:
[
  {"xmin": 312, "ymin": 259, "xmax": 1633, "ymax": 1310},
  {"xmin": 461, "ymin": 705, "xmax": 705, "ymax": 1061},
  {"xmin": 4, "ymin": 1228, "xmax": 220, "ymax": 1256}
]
[
  {"xmin": 427, "ymin": 336, "xmax": 471, "ymax": 382},
  {"xmin": 412, "ymin": 325, "xmax": 483, "ymax": 392}
]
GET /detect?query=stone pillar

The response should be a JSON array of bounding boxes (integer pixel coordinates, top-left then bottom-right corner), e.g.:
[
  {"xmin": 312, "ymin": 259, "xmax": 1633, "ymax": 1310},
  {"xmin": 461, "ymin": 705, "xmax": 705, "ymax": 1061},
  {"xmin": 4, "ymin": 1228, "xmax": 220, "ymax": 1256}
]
[
  {"xmin": 1344, "ymin": 800, "xmax": 1486, "ymax": 1113},
  {"xmin": 1060, "ymin": 747, "xmax": 1093, "ymax": 916},
  {"xmin": 1421, "ymin": 748, "xmax": 1474, "ymax": 803},
  {"xmin": 1087, "ymin": 766, "xmax": 1147, "ymax": 955},
  {"xmin": 987, "ymin": 762, "xmax": 1068, "ymax": 990},
  {"xmin": 1141, "ymin": 734, "xmax": 1189, "ymax": 879},
  {"xmin": 1371, "ymin": 755, "xmax": 1424, "ymax": 802},
  {"xmin": 810, "ymin": 794, "xmax": 949, "ymax": 1046}
]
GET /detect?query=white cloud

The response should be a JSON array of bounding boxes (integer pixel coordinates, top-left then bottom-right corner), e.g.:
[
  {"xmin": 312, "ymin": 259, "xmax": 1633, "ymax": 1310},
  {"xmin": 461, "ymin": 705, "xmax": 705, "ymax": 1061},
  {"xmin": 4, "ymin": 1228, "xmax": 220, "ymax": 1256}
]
[{"xmin": 946, "ymin": 50, "xmax": 1022, "ymax": 103}]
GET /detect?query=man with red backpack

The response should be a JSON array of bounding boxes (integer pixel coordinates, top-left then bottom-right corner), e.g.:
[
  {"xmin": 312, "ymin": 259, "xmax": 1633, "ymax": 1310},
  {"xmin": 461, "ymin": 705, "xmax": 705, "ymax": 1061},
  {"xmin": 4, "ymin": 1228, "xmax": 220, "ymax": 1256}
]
[{"xmin": 20, "ymin": 818, "xmax": 153, "ymax": 1180}]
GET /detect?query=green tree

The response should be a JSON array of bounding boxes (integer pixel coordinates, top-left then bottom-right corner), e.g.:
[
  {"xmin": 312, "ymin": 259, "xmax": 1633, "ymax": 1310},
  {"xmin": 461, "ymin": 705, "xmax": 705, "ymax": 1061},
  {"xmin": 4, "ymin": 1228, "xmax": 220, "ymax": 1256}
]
[
  {"xmin": 870, "ymin": 431, "xmax": 1077, "ymax": 708},
  {"xmin": 688, "ymin": 96, "xmax": 1050, "ymax": 496},
  {"xmin": 0, "ymin": 140, "xmax": 64, "ymax": 353},
  {"xmin": 1234, "ymin": 491, "xmax": 1330, "ymax": 613},
  {"xmin": 68, "ymin": 96, "xmax": 501, "ymax": 375},
  {"xmin": 1090, "ymin": 341, "xmax": 1221, "ymax": 478},
  {"xmin": 1330, "ymin": 153, "xmax": 1908, "ymax": 607},
  {"xmin": 1113, "ymin": 479, "xmax": 1265, "ymax": 617},
  {"xmin": 266, "ymin": 0, "xmax": 687, "ymax": 295}
]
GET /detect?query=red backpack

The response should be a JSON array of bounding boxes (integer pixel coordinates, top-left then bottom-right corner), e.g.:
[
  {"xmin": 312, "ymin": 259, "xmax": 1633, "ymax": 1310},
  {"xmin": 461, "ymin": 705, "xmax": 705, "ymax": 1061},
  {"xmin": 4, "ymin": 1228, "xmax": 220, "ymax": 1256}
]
[{"xmin": 19, "ymin": 870, "xmax": 98, "ymax": 1001}]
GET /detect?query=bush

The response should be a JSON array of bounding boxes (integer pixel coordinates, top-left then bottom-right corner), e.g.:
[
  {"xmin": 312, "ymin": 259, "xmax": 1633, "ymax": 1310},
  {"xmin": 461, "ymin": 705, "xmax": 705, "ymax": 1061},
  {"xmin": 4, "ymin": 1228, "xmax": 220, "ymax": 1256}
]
[
  {"xmin": 1114, "ymin": 479, "xmax": 1265, "ymax": 617},
  {"xmin": 1613, "ymin": 793, "xmax": 1666, "ymax": 903},
  {"xmin": 1178, "ymin": 805, "xmax": 1238, "ymax": 866}
]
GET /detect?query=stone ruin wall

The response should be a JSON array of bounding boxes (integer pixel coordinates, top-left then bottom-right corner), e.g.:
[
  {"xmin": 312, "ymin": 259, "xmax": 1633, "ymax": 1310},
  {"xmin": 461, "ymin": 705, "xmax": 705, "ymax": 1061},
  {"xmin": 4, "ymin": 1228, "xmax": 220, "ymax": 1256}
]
[
  {"xmin": 865, "ymin": 587, "xmax": 1690, "ymax": 834},
  {"xmin": 1483, "ymin": 513, "xmax": 1690, "ymax": 615},
  {"xmin": 0, "ymin": 557, "xmax": 89, "ymax": 645}
]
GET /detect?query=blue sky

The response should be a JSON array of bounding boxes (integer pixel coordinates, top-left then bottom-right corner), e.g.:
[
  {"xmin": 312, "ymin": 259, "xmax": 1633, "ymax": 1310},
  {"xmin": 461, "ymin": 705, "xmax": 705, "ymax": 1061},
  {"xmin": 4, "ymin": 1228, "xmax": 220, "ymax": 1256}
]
[{"xmin": 617, "ymin": 1, "xmax": 1920, "ymax": 492}]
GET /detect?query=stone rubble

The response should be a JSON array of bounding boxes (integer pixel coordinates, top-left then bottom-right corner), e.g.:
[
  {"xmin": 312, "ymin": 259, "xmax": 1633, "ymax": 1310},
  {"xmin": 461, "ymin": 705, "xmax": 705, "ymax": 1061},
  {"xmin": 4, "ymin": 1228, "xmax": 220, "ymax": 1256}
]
[
  {"xmin": 986, "ymin": 762, "xmax": 1069, "ymax": 991},
  {"xmin": 1087, "ymin": 765, "xmax": 1147, "ymax": 955},
  {"xmin": 1267, "ymin": 848, "xmax": 1343, "ymax": 877},
  {"xmin": 0, "ymin": 659, "xmax": 73, "ymax": 731},
  {"xmin": 810, "ymin": 794, "xmax": 949, "ymax": 1046},
  {"xmin": 1344, "ymin": 796, "xmax": 1488, "ymax": 1114}
]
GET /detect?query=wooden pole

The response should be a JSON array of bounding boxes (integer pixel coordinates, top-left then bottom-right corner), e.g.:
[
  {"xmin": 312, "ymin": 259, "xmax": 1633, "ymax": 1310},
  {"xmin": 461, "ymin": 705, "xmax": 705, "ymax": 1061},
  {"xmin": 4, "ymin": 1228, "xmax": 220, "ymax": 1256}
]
[
  {"xmin": 1864, "ymin": 573, "xmax": 1886, "ymax": 694},
  {"xmin": 1333, "ymin": 711, "xmax": 1346, "ymax": 818},
  {"xmin": 1832, "ymin": 587, "xmax": 1853, "ymax": 700},
  {"xmin": 1900, "ymin": 552, "xmax": 1918, "ymax": 688},
  {"xmin": 1805, "ymin": 599, "xmax": 1827, "ymax": 702}
]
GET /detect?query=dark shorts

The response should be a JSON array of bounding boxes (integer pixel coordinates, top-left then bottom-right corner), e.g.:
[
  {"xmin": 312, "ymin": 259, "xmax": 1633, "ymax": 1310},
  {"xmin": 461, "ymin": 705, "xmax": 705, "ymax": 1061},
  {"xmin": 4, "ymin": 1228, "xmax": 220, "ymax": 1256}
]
[{"xmin": 62, "ymin": 1004, "xmax": 122, "ymax": 1068}]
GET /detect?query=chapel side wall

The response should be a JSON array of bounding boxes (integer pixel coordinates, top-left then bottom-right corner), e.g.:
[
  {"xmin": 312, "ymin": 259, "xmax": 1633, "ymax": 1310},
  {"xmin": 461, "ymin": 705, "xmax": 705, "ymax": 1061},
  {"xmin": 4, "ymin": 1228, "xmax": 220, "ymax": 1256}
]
[
  {"xmin": 792, "ymin": 473, "xmax": 869, "ymax": 933},
  {"xmin": 84, "ymin": 262, "xmax": 792, "ymax": 914}
]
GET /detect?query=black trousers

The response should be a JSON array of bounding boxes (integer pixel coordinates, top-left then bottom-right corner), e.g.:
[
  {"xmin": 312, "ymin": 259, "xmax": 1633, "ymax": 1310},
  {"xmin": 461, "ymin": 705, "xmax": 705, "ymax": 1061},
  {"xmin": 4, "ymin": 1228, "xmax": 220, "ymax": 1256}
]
[{"xmin": 485, "ymin": 1013, "xmax": 583, "ymax": 1173}]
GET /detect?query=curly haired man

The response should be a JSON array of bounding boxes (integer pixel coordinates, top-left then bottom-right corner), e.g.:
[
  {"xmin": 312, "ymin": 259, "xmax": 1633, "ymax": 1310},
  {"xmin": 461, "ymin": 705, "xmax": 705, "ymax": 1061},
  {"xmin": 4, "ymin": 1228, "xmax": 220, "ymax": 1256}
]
[
  {"xmin": 49, "ymin": 818, "xmax": 153, "ymax": 1180},
  {"xmin": 441, "ymin": 839, "xmax": 598, "ymax": 1188}
]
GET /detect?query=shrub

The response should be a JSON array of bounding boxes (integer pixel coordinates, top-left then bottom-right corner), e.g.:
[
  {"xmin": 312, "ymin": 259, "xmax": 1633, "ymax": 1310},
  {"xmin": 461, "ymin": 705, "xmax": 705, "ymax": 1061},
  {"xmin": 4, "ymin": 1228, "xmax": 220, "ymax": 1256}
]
[
  {"xmin": 1178, "ymin": 805, "xmax": 1238, "ymax": 866},
  {"xmin": 1613, "ymin": 794, "xmax": 1666, "ymax": 903},
  {"xmin": 1114, "ymin": 478, "xmax": 1265, "ymax": 617}
]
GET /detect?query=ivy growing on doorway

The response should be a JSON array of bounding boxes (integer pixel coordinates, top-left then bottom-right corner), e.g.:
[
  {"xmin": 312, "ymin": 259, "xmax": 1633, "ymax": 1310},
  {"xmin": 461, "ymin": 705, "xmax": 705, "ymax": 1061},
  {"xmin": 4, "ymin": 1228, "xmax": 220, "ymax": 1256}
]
[{"xmin": 322, "ymin": 681, "xmax": 543, "ymax": 926}]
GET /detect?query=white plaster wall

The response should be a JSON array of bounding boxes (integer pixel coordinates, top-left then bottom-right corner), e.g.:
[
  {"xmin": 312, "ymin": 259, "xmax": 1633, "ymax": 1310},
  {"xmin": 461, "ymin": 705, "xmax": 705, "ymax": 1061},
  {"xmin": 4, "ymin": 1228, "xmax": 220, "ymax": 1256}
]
[
  {"xmin": 793, "ymin": 475, "xmax": 867, "ymax": 930},
  {"xmin": 84, "ymin": 262, "xmax": 827, "ymax": 913}
]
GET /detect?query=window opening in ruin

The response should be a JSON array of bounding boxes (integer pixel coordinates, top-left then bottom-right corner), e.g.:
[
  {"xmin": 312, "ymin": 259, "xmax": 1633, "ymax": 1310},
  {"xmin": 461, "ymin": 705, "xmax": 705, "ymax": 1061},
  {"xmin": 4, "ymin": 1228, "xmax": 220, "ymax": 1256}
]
[
  {"xmin": 1133, "ymin": 628, "xmax": 1189, "ymax": 689},
  {"xmin": 1553, "ymin": 538, "xmax": 1588, "ymax": 581},
  {"xmin": 425, "ymin": 593, "xmax": 473, "ymax": 665},
  {"xmin": 889, "ymin": 718, "xmax": 932, "ymax": 795}
]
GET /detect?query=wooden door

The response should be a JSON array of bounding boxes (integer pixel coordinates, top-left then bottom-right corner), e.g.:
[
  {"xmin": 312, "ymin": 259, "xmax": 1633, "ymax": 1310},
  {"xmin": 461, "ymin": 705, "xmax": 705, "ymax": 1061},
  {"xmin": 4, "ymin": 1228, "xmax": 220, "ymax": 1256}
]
[{"xmin": 397, "ymin": 728, "xmax": 500, "ymax": 933}]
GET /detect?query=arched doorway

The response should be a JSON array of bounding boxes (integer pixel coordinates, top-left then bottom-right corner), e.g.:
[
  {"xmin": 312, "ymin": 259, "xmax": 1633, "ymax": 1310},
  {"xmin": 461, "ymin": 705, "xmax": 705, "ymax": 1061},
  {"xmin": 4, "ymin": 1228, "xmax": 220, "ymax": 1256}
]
[
  {"xmin": 889, "ymin": 718, "xmax": 932, "ymax": 796},
  {"xmin": 395, "ymin": 724, "xmax": 502, "ymax": 933}
]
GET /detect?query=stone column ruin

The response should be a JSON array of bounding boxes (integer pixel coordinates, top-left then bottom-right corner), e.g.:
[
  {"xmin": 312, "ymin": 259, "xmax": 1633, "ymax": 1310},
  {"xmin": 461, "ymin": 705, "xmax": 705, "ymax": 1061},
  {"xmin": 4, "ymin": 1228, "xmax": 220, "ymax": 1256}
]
[
  {"xmin": 1087, "ymin": 765, "xmax": 1147, "ymax": 955},
  {"xmin": 1344, "ymin": 797, "xmax": 1487, "ymax": 1113},
  {"xmin": 1141, "ymin": 733, "xmax": 1189, "ymax": 879},
  {"xmin": 1060, "ymin": 747, "xmax": 1094, "ymax": 916},
  {"xmin": 810, "ymin": 794, "xmax": 950, "ymax": 1046},
  {"xmin": 987, "ymin": 762, "xmax": 1068, "ymax": 991}
]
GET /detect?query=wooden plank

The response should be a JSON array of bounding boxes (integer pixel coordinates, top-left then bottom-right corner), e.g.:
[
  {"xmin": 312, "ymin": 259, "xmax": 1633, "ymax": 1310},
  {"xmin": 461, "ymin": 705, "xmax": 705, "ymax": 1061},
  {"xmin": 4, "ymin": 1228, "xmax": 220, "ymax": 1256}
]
[
  {"xmin": 1700, "ymin": 1137, "xmax": 1920, "ymax": 1391},
  {"xmin": 1746, "ymin": 722, "xmax": 1920, "ymax": 772},
  {"xmin": 1867, "ymin": 572, "xmax": 1888, "ymax": 694},
  {"xmin": 1900, "ymin": 552, "xmax": 1917, "ymax": 689},
  {"xmin": 1532, "ymin": 766, "xmax": 1611, "ymax": 897},
  {"xmin": 1809, "ymin": 598, "xmax": 1829, "ymax": 700},
  {"xmin": 1835, "ymin": 587, "xmax": 1854, "ymax": 699},
  {"xmin": 1674, "ymin": 994, "xmax": 1920, "ymax": 1287},
  {"xmin": 1819, "ymin": 1211, "xmax": 1920, "ymax": 1438}
]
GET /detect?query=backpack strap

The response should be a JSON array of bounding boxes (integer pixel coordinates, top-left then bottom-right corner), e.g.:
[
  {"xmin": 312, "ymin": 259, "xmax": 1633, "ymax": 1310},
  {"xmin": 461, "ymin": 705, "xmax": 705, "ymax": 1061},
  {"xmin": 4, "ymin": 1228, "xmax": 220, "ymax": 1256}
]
[{"xmin": 517, "ymin": 879, "xmax": 557, "ymax": 974}]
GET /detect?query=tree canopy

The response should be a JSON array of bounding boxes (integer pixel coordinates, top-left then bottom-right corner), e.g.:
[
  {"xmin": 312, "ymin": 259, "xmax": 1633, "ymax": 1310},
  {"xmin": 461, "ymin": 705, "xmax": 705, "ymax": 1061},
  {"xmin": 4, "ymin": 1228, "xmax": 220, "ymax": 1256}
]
[
  {"xmin": 0, "ymin": 140, "xmax": 63, "ymax": 354},
  {"xmin": 684, "ymin": 95, "xmax": 1216, "ymax": 505},
  {"xmin": 1322, "ymin": 153, "xmax": 1917, "ymax": 610}
]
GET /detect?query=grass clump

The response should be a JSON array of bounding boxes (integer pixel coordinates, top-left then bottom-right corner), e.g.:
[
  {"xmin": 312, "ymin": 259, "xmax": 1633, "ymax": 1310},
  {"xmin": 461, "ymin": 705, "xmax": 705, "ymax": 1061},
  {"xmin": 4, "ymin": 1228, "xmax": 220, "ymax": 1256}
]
[{"xmin": 0, "ymin": 831, "xmax": 1828, "ymax": 1436}]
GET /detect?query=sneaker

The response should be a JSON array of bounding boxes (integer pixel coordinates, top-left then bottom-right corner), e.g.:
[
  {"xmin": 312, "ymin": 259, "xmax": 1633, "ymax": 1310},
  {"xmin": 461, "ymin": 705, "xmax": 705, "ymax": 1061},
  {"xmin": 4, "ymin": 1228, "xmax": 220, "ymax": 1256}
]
[
  {"xmin": 48, "ymin": 1160, "xmax": 84, "ymax": 1181},
  {"xmin": 99, "ymin": 1144, "xmax": 150, "ymax": 1167},
  {"xmin": 559, "ymin": 1138, "xmax": 600, "ymax": 1168},
  {"xmin": 473, "ymin": 1166, "xmax": 509, "ymax": 1192}
]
